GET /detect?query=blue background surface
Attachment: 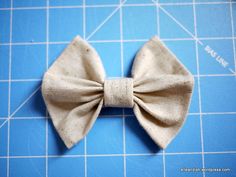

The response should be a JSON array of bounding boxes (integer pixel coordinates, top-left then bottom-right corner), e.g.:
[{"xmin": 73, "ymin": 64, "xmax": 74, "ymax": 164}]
[{"xmin": 0, "ymin": 0, "xmax": 236, "ymax": 177}]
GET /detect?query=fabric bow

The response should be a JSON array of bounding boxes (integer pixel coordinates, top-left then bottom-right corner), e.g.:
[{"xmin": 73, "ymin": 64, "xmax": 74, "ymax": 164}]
[{"xmin": 42, "ymin": 36, "xmax": 194, "ymax": 149}]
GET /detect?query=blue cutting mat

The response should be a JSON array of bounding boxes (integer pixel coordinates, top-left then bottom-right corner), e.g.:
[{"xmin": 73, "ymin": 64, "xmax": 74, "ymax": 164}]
[{"xmin": 0, "ymin": 0, "xmax": 236, "ymax": 177}]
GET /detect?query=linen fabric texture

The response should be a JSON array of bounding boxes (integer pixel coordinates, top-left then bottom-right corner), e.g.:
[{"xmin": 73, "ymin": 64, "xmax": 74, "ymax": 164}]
[{"xmin": 42, "ymin": 36, "xmax": 194, "ymax": 149}]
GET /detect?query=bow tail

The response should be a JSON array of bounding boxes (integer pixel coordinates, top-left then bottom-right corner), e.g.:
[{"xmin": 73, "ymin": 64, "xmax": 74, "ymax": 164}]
[
  {"xmin": 133, "ymin": 104, "xmax": 181, "ymax": 149},
  {"xmin": 133, "ymin": 84, "xmax": 193, "ymax": 148},
  {"xmin": 133, "ymin": 76, "xmax": 193, "ymax": 149},
  {"xmin": 42, "ymin": 75, "xmax": 104, "ymax": 148},
  {"xmin": 57, "ymin": 99, "xmax": 103, "ymax": 148}
]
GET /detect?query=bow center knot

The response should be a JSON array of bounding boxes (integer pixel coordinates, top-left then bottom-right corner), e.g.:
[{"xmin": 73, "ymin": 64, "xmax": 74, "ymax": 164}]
[{"xmin": 104, "ymin": 78, "xmax": 133, "ymax": 108}]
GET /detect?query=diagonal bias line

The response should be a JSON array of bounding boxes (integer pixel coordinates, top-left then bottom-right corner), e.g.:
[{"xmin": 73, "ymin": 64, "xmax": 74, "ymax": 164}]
[
  {"xmin": 10, "ymin": 85, "xmax": 41, "ymax": 118},
  {"xmin": 86, "ymin": 0, "xmax": 127, "ymax": 40},
  {"xmin": 229, "ymin": 68, "xmax": 236, "ymax": 74},
  {"xmin": 0, "ymin": 86, "xmax": 41, "ymax": 129},
  {"xmin": 153, "ymin": 0, "xmax": 235, "ymax": 75},
  {"xmin": 152, "ymin": 0, "xmax": 203, "ymax": 45},
  {"xmin": 0, "ymin": 120, "xmax": 8, "ymax": 129},
  {"xmin": 156, "ymin": 0, "xmax": 236, "ymax": 75}
]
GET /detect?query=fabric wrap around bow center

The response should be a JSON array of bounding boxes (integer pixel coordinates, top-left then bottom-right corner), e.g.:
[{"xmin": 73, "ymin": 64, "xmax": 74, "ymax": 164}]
[
  {"xmin": 42, "ymin": 35, "xmax": 194, "ymax": 149},
  {"xmin": 104, "ymin": 78, "xmax": 134, "ymax": 108}
]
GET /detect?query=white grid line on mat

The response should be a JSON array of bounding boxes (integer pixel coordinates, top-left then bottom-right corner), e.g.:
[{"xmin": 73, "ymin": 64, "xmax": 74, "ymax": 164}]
[
  {"xmin": 1, "ymin": 111, "xmax": 236, "ymax": 122},
  {"xmin": 192, "ymin": 1, "xmax": 205, "ymax": 177},
  {"xmin": 229, "ymin": 0, "xmax": 236, "ymax": 73},
  {"xmin": 6, "ymin": 0, "xmax": 13, "ymax": 176},
  {"xmin": 1, "ymin": 37, "xmax": 236, "ymax": 46},
  {"xmin": 0, "ymin": 1, "xmax": 235, "ymax": 11},
  {"xmin": 119, "ymin": 0, "xmax": 127, "ymax": 177},
  {"xmin": 1, "ymin": 74, "xmax": 236, "ymax": 83},
  {"xmin": 45, "ymin": 0, "xmax": 49, "ymax": 177},
  {"xmin": 156, "ymin": 1, "xmax": 166, "ymax": 177},
  {"xmin": 1, "ymin": 150, "xmax": 236, "ymax": 159},
  {"xmin": 82, "ymin": 0, "xmax": 87, "ymax": 177}
]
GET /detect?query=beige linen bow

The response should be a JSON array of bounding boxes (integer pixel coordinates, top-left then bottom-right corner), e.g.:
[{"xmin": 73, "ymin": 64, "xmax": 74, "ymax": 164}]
[{"xmin": 42, "ymin": 36, "xmax": 194, "ymax": 149}]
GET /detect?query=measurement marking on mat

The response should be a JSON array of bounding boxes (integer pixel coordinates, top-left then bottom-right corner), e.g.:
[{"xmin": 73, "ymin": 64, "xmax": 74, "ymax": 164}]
[
  {"xmin": 204, "ymin": 45, "xmax": 229, "ymax": 68},
  {"xmin": 199, "ymin": 41, "xmax": 235, "ymax": 74},
  {"xmin": 154, "ymin": 1, "xmax": 234, "ymax": 75}
]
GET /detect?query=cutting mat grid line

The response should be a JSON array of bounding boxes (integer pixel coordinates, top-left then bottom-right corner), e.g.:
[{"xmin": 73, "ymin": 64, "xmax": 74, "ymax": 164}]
[
  {"xmin": 82, "ymin": 0, "xmax": 87, "ymax": 177},
  {"xmin": 155, "ymin": 1, "xmax": 167, "ymax": 177},
  {"xmin": 0, "ymin": 1, "xmax": 236, "ymax": 10},
  {"xmin": 0, "ymin": 0, "xmax": 236, "ymax": 177},
  {"xmin": 1, "ymin": 37, "xmax": 236, "ymax": 49},
  {"xmin": 44, "ymin": 0, "xmax": 49, "ymax": 177},
  {"xmin": 192, "ymin": 1, "xmax": 205, "ymax": 177}
]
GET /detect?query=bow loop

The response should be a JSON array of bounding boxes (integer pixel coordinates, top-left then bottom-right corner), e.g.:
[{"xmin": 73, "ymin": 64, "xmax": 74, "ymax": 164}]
[
  {"xmin": 131, "ymin": 37, "xmax": 194, "ymax": 148},
  {"xmin": 42, "ymin": 36, "xmax": 105, "ymax": 148}
]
